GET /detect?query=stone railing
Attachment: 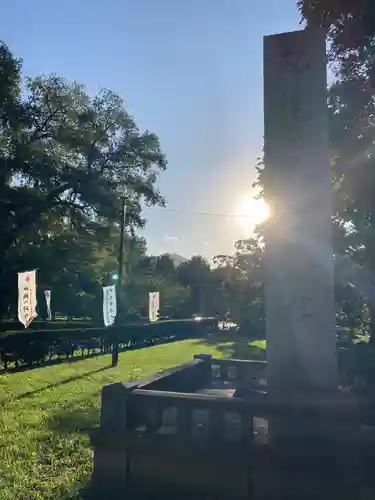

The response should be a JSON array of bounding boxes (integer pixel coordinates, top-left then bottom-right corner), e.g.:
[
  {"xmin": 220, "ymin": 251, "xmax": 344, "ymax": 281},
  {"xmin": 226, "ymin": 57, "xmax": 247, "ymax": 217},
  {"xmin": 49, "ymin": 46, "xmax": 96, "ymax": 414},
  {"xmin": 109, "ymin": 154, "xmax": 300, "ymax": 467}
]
[
  {"xmin": 90, "ymin": 355, "xmax": 375, "ymax": 499},
  {"xmin": 207, "ymin": 355, "xmax": 267, "ymax": 385}
]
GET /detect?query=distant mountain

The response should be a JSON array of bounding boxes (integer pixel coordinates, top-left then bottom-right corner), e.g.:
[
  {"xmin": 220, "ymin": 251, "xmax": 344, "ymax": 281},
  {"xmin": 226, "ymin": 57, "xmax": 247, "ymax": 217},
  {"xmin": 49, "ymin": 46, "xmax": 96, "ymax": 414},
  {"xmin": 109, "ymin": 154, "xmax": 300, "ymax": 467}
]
[{"xmin": 165, "ymin": 253, "xmax": 187, "ymax": 267}]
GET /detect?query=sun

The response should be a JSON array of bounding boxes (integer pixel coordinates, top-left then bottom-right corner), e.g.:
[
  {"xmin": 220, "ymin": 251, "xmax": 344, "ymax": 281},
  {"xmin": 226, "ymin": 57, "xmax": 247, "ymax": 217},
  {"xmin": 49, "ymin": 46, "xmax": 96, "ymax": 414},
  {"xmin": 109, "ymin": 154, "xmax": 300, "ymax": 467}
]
[{"xmin": 235, "ymin": 197, "xmax": 270, "ymax": 234}]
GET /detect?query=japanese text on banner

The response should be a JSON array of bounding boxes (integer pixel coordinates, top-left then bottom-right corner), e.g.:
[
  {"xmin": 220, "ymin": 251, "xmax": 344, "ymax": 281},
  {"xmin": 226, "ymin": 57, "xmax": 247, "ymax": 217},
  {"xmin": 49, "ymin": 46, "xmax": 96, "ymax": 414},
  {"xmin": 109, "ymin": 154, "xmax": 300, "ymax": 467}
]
[
  {"xmin": 18, "ymin": 270, "xmax": 37, "ymax": 328},
  {"xmin": 149, "ymin": 292, "xmax": 159, "ymax": 323},
  {"xmin": 44, "ymin": 290, "xmax": 52, "ymax": 320},
  {"xmin": 103, "ymin": 285, "xmax": 117, "ymax": 327}
]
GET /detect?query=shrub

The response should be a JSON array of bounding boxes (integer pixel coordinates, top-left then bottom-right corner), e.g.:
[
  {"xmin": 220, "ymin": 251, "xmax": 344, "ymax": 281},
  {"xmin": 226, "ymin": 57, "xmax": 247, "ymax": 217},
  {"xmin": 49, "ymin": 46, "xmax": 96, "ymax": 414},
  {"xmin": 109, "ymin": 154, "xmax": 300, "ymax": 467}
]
[{"xmin": 0, "ymin": 317, "xmax": 218, "ymax": 369}]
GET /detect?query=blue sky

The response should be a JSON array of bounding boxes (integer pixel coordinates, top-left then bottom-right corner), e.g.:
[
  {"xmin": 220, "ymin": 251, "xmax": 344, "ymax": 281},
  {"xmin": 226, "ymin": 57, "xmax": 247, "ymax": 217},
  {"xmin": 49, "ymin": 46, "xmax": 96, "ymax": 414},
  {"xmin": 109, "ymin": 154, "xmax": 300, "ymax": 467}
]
[{"xmin": 2, "ymin": 0, "xmax": 301, "ymax": 259}]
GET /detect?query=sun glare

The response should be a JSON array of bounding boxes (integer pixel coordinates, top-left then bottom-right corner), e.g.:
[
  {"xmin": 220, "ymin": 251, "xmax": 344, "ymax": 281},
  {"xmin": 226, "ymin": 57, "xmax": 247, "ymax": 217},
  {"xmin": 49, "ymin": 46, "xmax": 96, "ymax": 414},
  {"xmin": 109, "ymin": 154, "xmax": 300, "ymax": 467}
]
[{"xmin": 235, "ymin": 197, "xmax": 270, "ymax": 234}]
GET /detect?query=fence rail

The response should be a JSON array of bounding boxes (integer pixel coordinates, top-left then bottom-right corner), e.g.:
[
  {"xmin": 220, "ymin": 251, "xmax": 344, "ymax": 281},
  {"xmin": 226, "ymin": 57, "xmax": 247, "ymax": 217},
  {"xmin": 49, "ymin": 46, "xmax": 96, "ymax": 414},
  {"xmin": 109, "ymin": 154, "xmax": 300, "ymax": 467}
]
[{"xmin": 90, "ymin": 354, "xmax": 374, "ymax": 499}]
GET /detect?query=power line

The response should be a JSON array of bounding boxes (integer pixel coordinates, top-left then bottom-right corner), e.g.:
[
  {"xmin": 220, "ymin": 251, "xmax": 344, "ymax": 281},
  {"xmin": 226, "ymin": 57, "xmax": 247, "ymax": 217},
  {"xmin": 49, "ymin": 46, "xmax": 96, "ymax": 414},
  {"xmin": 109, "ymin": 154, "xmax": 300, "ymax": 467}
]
[{"xmin": 143, "ymin": 206, "xmax": 254, "ymax": 219}]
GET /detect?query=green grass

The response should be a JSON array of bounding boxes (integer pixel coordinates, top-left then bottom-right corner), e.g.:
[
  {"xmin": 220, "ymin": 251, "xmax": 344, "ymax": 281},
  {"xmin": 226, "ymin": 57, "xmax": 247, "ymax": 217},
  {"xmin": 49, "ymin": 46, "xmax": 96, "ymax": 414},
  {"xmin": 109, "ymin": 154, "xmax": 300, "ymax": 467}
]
[{"xmin": 0, "ymin": 337, "xmax": 265, "ymax": 500}]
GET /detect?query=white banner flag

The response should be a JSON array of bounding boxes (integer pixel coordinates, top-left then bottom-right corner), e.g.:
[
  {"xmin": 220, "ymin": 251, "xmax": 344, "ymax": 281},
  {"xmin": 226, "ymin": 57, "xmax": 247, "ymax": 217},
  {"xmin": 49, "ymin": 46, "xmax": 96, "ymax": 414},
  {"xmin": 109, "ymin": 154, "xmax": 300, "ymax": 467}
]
[
  {"xmin": 18, "ymin": 270, "xmax": 37, "ymax": 328},
  {"xmin": 103, "ymin": 285, "xmax": 117, "ymax": 327},
  {"xmin": 44, "ymin": 290, "xmax": 52, "ymax": 320},
  {"xmin": 149, "ymin": 292, "xmax": 160, "ymax": 323}
]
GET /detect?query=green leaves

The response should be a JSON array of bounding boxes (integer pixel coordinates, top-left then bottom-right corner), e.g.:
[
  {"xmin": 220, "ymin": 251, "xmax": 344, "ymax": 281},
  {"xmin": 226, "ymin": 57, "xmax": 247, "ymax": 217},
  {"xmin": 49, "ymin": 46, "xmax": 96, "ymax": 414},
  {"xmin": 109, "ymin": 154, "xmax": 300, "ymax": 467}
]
[
  {"xmin": 0, "ymin": 43, "xmax": 168, "ymax": 319},
  {"xmin": 298, "ymin": 0, "xmax": 375, "ymax": 83}
]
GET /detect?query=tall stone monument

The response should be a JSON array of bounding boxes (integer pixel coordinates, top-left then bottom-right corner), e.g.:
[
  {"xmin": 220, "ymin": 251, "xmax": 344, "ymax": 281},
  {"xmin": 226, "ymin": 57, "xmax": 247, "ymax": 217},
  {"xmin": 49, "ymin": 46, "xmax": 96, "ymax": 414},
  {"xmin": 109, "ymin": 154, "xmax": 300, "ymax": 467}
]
[{"xmin": 263, "ymin": 28, "xmax": 338, "ymax": 393}]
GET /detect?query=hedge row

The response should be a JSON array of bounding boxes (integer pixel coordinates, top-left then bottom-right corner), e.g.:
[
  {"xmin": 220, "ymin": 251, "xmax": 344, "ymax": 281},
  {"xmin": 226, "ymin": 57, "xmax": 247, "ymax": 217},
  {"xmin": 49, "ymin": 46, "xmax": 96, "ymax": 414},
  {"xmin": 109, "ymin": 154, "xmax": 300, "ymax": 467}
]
[
  {"xmin": 0, "ymin": 319, "xmax": 96, "ymax": 334},
  {"xmin": 0, "ymin": 318, "xmax": 218, "ymax": 369},
  {"xmin": 0, "ymin": 315, "xmax": 177, "ymax": 334}
]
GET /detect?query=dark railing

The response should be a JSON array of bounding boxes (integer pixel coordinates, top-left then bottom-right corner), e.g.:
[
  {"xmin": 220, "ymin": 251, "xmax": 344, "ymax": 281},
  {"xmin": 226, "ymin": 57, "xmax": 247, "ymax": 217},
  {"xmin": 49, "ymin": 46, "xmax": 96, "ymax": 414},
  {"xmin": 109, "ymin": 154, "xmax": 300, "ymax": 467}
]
[
  {"xmin": 208, "ymin": 356, "xmax": 267, "ymax": 384},
  {"xmin": 90, "ymin": 354, "xmax": 374, "ymax": 498}
]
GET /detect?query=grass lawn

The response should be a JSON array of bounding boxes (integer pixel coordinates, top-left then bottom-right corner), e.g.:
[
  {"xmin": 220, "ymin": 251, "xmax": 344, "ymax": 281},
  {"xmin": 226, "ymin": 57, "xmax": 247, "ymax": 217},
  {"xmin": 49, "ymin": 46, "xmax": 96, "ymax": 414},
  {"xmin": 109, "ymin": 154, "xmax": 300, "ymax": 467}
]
[{"xmin": 0, "ymin": 336, "xmax": 265, "ymax": 500}]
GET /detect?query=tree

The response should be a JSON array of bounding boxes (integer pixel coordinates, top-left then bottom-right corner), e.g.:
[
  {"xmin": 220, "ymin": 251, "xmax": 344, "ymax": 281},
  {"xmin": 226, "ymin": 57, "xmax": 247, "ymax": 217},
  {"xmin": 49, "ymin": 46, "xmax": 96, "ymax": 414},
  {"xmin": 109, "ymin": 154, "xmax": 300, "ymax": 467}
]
[
  {"xmin": 177, "ymin": 256, "xmax": 212, "ymax": 316},
  {"xmin": 154, "ymin": 254, "xmax": 177, "ymax": 283},
  {"xmin": 117, "ymin": 252, "xmax": 190, "ymax": 319},
  {"xmin": 298, "ymin": 0, "xmax": 375, "ymax": 81},
  {"xmin": 0, "ymin": 43, "xmax": 167, "ymax": 319},
  {"xmin": 254, "ymin": 82, "xmax": 374, "ymax": 336},
  {"xmin": 214, "ymin": 237, "xmax": 265, "ymax": 336},
  {"xmin": 252, "ymin": 5, "xmax": 375, "ymax": 338},
  {"xmin": 320, "ymin": 18, "xmax": 375, "ymax": 337}
]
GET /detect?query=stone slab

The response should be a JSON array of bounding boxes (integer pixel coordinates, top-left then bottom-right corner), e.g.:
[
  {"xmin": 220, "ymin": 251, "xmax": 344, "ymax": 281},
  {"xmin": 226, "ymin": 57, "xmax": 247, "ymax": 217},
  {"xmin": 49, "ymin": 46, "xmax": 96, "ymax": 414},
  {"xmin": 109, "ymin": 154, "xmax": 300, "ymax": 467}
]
[{"xmin": 263, "ymin": 28, "xmax": 338, "ymax": 391}]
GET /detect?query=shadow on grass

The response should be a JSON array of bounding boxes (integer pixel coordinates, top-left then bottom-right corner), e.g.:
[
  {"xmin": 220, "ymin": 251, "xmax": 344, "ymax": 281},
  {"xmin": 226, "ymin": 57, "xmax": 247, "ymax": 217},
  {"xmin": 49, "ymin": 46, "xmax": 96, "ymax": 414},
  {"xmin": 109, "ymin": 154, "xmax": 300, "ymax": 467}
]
[
  {"xmin": 1, "ymin": 336, "xmax": 175, "ymax": 376},
  {"xmin": 0, "ymin": 349, "xmax": 107, "ymax": 375},
  {"xmin": 44, "ymin": 399, "xmax": 119, "ymax": 499},
  {"xmin": 16, "ymin": 366, "xmax": 111, "ymax": 401},
  {"xmin": 194, "ymin": 333, "xmax": 266, "ymax": 361},
  {"xmin": 68, "ymin": 486, "xmax": 144, "ymax": 500},
  {"xmin": 54, "ymin": 335, "xmax": 267, "ymax": 500},
  {"xmin": 73, "ymin": 487, "xmax": 193, "ymax": 500},
  {"xmin": 47, "ymin": 404, "xmax": 100, "ymax": 435}
]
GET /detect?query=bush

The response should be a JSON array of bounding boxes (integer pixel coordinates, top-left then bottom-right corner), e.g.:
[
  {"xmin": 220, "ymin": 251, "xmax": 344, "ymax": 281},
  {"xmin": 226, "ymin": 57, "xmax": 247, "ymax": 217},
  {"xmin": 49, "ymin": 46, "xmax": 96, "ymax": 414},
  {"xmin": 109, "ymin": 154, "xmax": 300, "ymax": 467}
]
[
  {"xmin": 0, "ymin": 317, "xmax": 218, "ymax": 369},
  {"xmin": 0, "ymin": 319, "xmax": 96, "ymax": 335}
]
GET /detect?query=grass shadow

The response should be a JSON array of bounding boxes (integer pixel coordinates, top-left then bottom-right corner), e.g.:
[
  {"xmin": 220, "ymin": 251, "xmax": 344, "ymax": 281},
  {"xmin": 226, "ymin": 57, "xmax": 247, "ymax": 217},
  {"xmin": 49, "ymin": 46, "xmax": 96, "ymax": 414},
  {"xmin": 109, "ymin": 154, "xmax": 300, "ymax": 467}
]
[
  {"xmin": 16, "ymin": 366, "xmax": 111, "ymax": 400},
  {"xmin": 47, "ymin": 405, "xmax": 100, "ymax": 435},
  {"xmin": 0, "ymin": 350, "xmax": 107, "ymax": 375},
  {"xmin": 1, "ymin": 335, "xmax": 180, "ymax": 376},
  {"xmin": 215, "ymin": 342, "xmax": 266, "ymax": 361},
  {"xmin": 194, "ymin": 333, "xmax": 266, "ymax": 361},
  {"xmin": 72, "ymin": 483, "xmax": 202, "ymax": 500}
]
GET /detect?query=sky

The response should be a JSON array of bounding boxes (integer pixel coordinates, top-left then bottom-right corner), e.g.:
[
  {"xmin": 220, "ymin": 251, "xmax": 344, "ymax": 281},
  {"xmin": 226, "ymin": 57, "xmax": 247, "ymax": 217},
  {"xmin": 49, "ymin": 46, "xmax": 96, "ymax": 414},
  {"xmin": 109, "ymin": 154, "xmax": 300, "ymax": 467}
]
[{"xmin": 2, "ymin": 0, "xmax": 301, "ymax": 259}]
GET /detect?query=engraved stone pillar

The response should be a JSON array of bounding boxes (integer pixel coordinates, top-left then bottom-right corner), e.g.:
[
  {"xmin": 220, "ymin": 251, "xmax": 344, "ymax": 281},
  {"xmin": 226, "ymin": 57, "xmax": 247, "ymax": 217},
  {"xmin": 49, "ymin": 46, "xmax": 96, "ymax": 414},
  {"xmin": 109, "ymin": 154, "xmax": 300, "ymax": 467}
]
[{"xmin": 263, "ymin": 28, "xmax": 338, "ymax": 393}]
